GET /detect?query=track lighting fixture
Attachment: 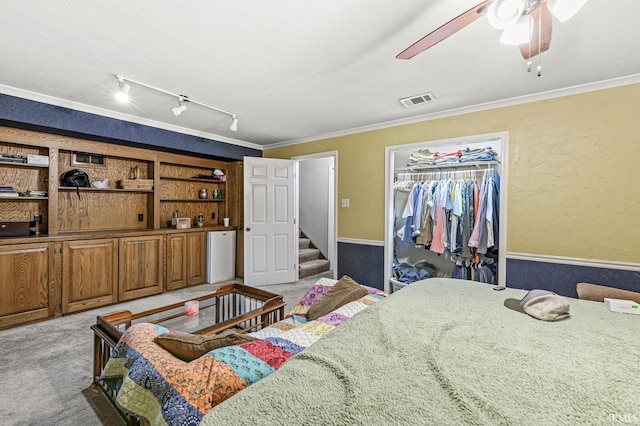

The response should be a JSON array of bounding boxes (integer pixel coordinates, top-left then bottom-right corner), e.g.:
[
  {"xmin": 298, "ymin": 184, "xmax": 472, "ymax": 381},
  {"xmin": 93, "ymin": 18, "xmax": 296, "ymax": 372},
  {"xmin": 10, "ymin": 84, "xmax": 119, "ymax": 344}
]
[
  {"xmin": 113, "ymin": 74, "xmax": 238, "ymax": 131},
  {"xmin": 115, "ymin": 76, "xmax": 130, "ymax": 103},
  {"xmin": 171, "ymin": 96, "xmax": 188, "ymax": 117},
  {"xmin": 229, "ymin": 115, "xmax": 238, "ymax": 132}
]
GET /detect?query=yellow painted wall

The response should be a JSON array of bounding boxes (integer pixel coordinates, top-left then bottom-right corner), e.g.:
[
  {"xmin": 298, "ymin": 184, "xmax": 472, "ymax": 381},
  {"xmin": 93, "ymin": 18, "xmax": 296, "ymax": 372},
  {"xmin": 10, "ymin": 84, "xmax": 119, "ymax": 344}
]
[{"xmin": 265, "ymin": 84, "xmax": 640, "ymax": 263}]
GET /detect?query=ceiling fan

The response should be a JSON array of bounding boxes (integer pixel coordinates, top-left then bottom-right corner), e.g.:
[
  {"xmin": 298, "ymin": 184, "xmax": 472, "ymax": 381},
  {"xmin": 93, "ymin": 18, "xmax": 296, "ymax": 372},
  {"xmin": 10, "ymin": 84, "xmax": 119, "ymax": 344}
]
[{"xmin": 397, "ymin": 0, "xmax": 587, "ymax": 63}]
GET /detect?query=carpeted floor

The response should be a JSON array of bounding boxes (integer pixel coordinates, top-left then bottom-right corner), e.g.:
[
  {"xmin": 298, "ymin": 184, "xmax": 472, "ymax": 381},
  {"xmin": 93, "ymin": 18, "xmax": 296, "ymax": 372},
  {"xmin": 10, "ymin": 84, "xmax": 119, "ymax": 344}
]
[{"xmin": 0, "ymin": 272, "xmax": 332, "ymax": 426}]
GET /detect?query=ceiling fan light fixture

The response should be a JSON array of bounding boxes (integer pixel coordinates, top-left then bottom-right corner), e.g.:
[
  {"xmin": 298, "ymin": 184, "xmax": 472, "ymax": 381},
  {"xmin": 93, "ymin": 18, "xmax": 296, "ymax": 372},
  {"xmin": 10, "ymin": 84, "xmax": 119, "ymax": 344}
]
[
  {"xmin": 499, "ymin": 13, "xmax": 532, "ymax": 45},
  {"xmin": 487, "ymin": 0, "xmax": 525, "ymax": 29},
  {"xmin": 546, "ymin": 0, "xmax": 587, "ymax": 22}
]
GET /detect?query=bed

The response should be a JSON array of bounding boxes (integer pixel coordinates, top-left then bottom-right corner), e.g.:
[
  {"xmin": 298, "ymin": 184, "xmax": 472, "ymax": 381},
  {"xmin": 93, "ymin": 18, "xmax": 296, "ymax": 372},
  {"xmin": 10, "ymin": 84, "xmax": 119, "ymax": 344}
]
[{"xmin": 200, "ymin": 278, "xmax": 640, "ymax": 425}]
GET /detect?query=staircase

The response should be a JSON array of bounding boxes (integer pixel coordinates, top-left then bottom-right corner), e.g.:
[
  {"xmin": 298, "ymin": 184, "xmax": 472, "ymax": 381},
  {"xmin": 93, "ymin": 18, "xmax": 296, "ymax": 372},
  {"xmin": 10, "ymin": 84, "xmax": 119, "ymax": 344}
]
[{"xmin": 299, "ymin": 232, "xmax": 330, "ymax": 279}]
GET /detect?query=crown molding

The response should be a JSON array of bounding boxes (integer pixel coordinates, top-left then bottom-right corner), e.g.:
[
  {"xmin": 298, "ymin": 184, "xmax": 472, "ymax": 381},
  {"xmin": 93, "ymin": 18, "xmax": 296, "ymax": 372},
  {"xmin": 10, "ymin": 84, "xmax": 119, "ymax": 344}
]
[{"xmin": 265, "ymin": 73, "xmax": 640, "ymax": 150}]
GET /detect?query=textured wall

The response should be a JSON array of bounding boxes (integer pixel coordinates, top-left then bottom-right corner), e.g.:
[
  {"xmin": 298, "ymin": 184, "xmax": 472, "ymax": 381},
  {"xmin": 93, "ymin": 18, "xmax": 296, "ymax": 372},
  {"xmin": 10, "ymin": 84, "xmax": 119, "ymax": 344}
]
[{"xmin": 266, "ymin": 83, "xmax": 640, "ymax": 264}]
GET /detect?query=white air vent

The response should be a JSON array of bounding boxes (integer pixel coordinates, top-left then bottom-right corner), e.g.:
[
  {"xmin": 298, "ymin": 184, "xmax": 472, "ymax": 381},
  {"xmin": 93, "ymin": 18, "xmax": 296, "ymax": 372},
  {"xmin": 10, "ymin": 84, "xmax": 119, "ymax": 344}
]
[{"xmin": 399, "ymin": 92, "xmax": 435, "ymax": 108}]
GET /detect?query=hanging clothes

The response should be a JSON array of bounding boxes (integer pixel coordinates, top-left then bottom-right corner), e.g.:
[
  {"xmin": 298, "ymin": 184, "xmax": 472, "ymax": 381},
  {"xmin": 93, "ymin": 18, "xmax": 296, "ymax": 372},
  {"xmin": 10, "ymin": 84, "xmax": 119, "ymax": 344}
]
[{"xmin": 393, "ymin": 166, "xmax": 501, "ymax": 283}]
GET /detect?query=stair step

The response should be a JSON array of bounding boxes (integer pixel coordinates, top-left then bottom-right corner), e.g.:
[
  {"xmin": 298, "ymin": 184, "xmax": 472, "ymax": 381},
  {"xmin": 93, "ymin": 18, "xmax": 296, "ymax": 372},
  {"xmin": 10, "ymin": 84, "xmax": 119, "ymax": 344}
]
[
  {"xmin": 299, "ymin": 248, "xmax": 320, "ymax": 263},
  {"xmin": 299, "ymin": 258, "xmax": 330, "ymax": 279},
  {"xmin": 299, "ymin": 238, "xmax": 311, "ymax": 249}
]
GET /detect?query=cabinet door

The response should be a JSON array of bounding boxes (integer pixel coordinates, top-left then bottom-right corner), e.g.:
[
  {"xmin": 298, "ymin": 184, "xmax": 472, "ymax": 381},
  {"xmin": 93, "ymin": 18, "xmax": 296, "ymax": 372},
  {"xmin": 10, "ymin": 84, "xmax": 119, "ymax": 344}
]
[
  {"xmin": 166, "ymin": 233, "xmax": 187, "ymax": 290},
  {"xmin": 62, "ymin": 238, "xmax": 118, "ymax": 314},
  {"xmin": 119, "ymin": 235, "xmax": 163, "ymax": 301},
  {"xmin": 187, "ymin": 231, "xmax": 206, "ymax": 286},
  {"xmin": 0, "ymin": 243, "xmax": 55, "ymax": 329}
]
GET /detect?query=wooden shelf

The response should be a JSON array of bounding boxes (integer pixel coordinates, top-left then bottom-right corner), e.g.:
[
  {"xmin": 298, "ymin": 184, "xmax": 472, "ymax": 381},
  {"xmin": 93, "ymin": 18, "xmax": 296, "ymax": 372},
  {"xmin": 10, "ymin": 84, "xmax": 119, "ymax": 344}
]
[
  {"xmin": 0, "ymin": 160, "xmax": 48, "ymax": 168},
  {"xmin": 0, "ymin": 196, "xmax": 48, "ymax": 201},
  {"xmin": 161, "ymin": 199, "xmax": 226, "ymax": 202},
  {"xmin": 58, "ymin": 187, "xmax": 153, "ymax": 193},
  {"xmin": 160, "ymin": 176, "xmax": 226, "ymax": 184}
]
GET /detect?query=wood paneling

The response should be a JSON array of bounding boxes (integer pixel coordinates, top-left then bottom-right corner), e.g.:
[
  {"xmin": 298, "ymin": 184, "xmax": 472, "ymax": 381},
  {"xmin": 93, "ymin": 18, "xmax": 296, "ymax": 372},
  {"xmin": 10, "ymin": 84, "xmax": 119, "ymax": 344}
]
[
  {"xmin": 119, "ymin": 235, "xmax": 163, "ymax": 301},
  {"xmin": 227, "ymin": 162, "xmax": 244, "ymax": 277},
  {"xmin": 57, "ymin": 191, "xmax": 151, "ymax": 231},
  {"xmin": 166, "ymin": 233, "xmax": 187, "ymax": 290},
  {"xmin": 62, "ymin": 238, "xmax": 118, "ymax": 314},
  {"xmin": 0, "ymin": 243, "xmax": 54, "ymax": 329}
]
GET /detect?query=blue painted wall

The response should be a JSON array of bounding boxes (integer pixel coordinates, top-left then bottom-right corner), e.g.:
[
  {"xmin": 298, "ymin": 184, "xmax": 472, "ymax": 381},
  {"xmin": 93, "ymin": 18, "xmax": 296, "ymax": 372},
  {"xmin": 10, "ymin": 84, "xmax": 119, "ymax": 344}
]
[
  {"xmin": 338, "ymin": 240, "xmax": 640, "ymax": 297},
  {"xmin": 337, "ymin": 242, "xmax": 385, "ymax": 290},
  {"xmin": 0, "ymin": 94, "xmax": 261, "ymax": 160},
  {"xmin": 506, "ymin": 258, "xmax": 640, "ymax": 298}
]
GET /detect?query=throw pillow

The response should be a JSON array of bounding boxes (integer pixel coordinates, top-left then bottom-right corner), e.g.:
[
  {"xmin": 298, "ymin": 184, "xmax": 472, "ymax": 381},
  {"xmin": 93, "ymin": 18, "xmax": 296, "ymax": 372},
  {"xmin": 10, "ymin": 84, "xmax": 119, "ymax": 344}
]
[
  {"xmin": 307, "ymin": 275, "xmax": 368, "ymax": 320},
  {"xmin": 154, "ymin": 332, "xmax": 257, "ymax": 362},
  {"xmin": 576, "ymin": 282, "xmax": 640, "ymax": 304}
]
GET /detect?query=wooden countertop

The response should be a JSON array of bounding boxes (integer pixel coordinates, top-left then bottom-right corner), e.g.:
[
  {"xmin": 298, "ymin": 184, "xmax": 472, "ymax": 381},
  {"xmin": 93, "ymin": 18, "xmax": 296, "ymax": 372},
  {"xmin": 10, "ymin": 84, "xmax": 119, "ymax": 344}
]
[{"xmin": 0, "ymin": 225, "xmax": 237, "ymax": 245}]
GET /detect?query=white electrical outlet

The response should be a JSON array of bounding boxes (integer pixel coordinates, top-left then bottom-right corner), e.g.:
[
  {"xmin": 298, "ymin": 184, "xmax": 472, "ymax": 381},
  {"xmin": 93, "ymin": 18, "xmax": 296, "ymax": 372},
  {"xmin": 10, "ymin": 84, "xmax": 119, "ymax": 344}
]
[{"xmin": 341, "ymin": 199, "xmax": 350, "ymax": 207}]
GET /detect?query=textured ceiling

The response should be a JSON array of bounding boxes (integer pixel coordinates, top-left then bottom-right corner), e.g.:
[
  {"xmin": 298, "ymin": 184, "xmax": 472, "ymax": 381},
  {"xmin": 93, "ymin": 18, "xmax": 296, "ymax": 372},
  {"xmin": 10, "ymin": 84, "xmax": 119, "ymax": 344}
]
[{"xmin": 1, "ymin": 1, "xmax": 639, "ymax": 148}]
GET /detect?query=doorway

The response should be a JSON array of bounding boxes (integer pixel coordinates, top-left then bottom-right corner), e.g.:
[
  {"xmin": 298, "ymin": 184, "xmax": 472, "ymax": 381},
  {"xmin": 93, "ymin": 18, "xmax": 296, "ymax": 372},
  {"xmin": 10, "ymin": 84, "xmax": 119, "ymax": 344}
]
[{"xmin": 293, "ymin": 151, "xmax": 337, "ymax": 279}]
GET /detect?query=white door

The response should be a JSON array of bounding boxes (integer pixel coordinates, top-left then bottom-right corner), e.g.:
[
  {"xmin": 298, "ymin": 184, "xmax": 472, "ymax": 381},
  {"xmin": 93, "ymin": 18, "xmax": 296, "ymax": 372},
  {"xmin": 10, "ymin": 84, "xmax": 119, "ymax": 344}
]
[{"xmin": 244, "ymin": 157, "xmax": 298, "ymax": 286}]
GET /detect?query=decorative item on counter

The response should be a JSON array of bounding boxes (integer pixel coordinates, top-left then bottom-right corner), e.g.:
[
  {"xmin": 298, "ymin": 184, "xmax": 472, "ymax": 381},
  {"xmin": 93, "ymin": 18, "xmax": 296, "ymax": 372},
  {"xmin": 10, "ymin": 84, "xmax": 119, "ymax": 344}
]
[
  {"xmin": 199, "ymin": 188, "xmax": 208, "ymax": 199},
  {"xmin": 223, "ymin": 217, "xmax": 230, "ymax": 227},
  {"xmin": 33, "ymin": 214, "xmax": 41, "ymax": 235},
  {"xmin": 171, "ymin": 210, "xmax": 178, "ymax": 228},
  {"xmin": 197, "ymin": 213, "xmax": 204, "ymax": 227},
  {"xmin": 176, "ymin": 217, "xmax": 191, "ymax": 229},
  {"xmin": 184, "ymin": 300, "xmax": 199, "ymax": 316}
]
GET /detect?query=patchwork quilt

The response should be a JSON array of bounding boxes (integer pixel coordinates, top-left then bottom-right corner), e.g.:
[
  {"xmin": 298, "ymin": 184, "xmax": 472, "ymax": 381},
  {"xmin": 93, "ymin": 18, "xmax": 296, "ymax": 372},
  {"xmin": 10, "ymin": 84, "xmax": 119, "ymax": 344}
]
[{"xmin": 101, "ymin": 278, "xmax": 386, "ymax": 425}]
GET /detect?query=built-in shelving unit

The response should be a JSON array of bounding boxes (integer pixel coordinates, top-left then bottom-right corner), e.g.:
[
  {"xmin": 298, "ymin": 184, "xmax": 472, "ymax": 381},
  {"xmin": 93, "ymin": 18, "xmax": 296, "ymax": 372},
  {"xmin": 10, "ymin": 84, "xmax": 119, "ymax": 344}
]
[{"xmin": 0, "ymin": 126, "xmax": 239, "ymax": 330}]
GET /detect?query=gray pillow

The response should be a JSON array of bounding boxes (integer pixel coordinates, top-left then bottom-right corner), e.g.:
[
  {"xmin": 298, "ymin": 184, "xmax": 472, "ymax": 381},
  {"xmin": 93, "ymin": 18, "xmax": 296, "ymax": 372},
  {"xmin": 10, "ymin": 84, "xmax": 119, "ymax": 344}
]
[
  {"xmin": 307, "ymin": 276, "xmax": 367, "ymax": 320},
  {"xmin": 154, "ymin": 332, "xmax": 256, "ymax": 362}
]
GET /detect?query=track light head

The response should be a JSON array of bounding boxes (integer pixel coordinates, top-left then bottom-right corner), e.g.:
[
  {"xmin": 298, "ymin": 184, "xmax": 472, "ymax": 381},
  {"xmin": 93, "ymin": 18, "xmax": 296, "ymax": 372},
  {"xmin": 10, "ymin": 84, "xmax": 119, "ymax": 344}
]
[
  {"xmin": 115, "ymin": 76, "xmax": 130, "ymax": 103},
  {"xmin": 229, "ymin": 116, "xmax": 238, "ymax": 132},
  {"xmin": 171, "ymin": 95, "xmax": 189, "ymax": 117}
]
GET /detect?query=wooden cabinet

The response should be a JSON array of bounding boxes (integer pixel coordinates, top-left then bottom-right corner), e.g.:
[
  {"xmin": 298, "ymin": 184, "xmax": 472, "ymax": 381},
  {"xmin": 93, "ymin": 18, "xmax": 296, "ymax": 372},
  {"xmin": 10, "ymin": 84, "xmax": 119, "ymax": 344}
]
[
  {"xmin": 0, "ymin": 243, "xmax": 56, "ymax": 329},
  {"xmin": 166, "ymin": 233, "xmax": 188, "ymax": 290},
  {"xmin": 166, "ymin": 231, "xmax": 206, "ymax": 289},
  {"xmin": 119, "ymin": 235, "xmax": 163, "ymax": 301},
  {"xmin": 62, "ymin": 238, "xmax": 118, "ymax": 314},
  {"xmin": 186, "ymin": 231, "xmax": 206, "ymax": 285}
]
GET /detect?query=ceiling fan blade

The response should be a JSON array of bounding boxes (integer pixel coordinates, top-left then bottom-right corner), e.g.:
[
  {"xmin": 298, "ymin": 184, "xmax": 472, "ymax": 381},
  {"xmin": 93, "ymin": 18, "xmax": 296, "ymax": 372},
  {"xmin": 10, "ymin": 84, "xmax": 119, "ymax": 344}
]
[
  {"xmin": 397, "ymin": 0, "xmax": 494, "ymax": 60},
  {"xmin": 519, "ymin": 1, "xmax": 553, "ymax": 60}
]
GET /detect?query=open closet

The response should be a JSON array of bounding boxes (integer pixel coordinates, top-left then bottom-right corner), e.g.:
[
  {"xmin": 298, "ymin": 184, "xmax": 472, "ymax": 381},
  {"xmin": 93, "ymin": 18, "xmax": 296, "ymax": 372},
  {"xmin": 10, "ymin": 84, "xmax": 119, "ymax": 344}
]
[{"xmin": 384, "ymin": 133, "xmax": 507, "ymax": 293}]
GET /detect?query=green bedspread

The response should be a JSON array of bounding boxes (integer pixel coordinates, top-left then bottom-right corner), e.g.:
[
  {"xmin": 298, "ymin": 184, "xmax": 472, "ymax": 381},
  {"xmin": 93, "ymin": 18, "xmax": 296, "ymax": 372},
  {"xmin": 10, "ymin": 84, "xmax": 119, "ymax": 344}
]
[{"xmin": 201, "ymin": 278, "xmax": 640, "ymax": 425}]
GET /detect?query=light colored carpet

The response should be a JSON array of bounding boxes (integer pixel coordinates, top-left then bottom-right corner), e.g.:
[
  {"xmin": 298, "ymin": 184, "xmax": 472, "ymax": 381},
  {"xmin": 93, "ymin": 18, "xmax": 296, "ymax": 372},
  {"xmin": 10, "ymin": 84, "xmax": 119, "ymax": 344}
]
[{"xmin": 0, "ymin": 271, "xmax": 331, "ymax": 426}]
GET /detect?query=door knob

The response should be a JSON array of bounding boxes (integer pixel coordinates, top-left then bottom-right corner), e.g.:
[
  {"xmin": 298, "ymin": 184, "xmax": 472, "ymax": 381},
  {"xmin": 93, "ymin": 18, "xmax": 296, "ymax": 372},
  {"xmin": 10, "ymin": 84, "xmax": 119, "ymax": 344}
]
[{"xmin": 246, "ymin": 227, "xmax": 251, "ymax": 232}]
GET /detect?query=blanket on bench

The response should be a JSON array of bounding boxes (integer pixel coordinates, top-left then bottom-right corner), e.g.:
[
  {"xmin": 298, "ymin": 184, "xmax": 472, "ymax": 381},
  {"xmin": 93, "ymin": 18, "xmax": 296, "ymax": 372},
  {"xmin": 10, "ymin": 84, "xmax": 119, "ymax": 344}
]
[{"xmin": 101, "ymin": 278, "xmax": 386, "ymax": 425}]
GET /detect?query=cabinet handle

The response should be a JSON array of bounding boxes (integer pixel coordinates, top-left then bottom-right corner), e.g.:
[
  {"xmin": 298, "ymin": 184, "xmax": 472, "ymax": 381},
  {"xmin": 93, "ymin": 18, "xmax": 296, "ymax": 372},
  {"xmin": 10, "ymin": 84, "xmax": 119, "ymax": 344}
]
[{"xmin": 246, "ymin": 227, "xmax": 251, "ymax": 232}]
